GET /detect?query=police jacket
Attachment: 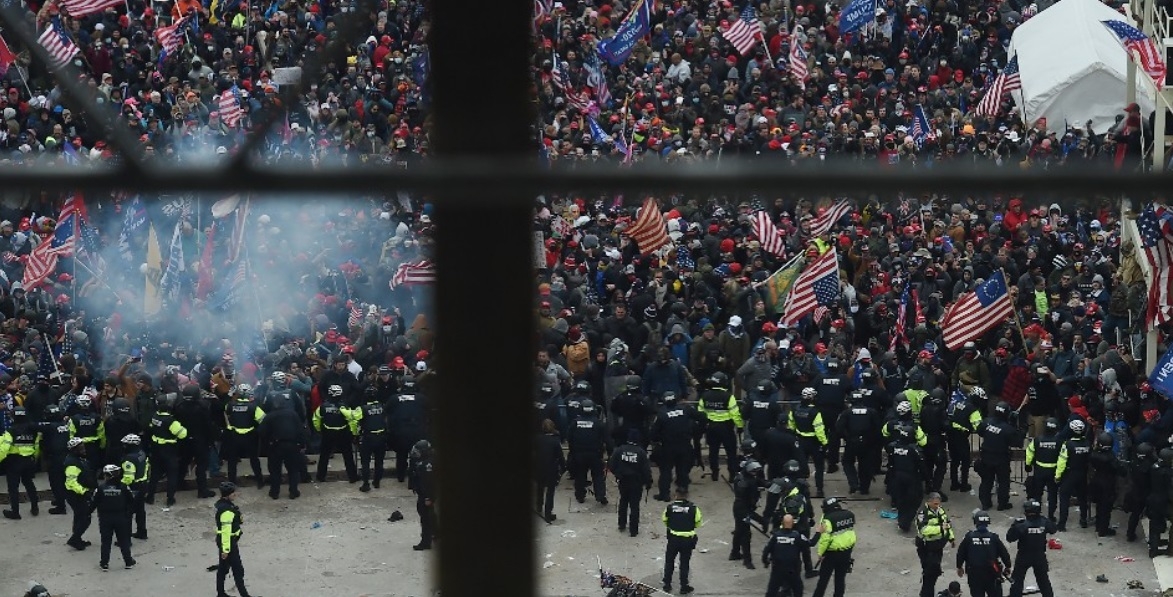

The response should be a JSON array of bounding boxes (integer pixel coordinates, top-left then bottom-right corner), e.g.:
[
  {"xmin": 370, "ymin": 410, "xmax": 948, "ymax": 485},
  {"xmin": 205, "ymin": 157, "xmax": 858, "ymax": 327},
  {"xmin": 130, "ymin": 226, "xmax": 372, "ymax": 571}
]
[
  {"xmin": 91, "ymin": 479, "xmax": 134, "ymax": 517},
  {"xmin": 948, "ymin": 400, "xmax": 982, "ymax": 434},
  {"xmin": 887, "ymin": 440, "xmax": 924, "ymax": 477},
  {"xmin": 225, "ymin": 398, "xmax": 265, "ymax": 433},
  {"xmin": 762, "ymin": 527, "xmax": 811, "ymax": 568},
  {"xmin": 1026, "ymin": 434, "xmax": 1064, "ymax": 472},
  {"xmin": 732, "ymin": 471, "xmax": 762, "ymax": 513},
  {"xmin": 1057, "ymin": 436, "xmax": 1091, "ymax": 482},
  {"xmin": 103, "ymin": 414, "xmax": 139, "ymax": 452},
  {"xmin": 650, "ymin": 403, "xmax": 700, "ymax": 447},
  {"xmin": 174, "ymin": 397, "xmax": 214, "ymax": 442},
  {"xmin": 37, "ymin": 417, "xmax": 70, "ymax": 454},
  {"xmin": 314, "ymin": 399, "xmax": 353, "ymax": 432},
  {"xmin": 608, "ymin": 442, "xmax": 652, "ymax": 483},
  {"xmin": 816, "ymin": 508, "xmax": 857, "ymax": 556},
  {"xmin": 534, "ymin": 431, "xmax": 565, "ymax": 483},
  {"xmin": 214, "ymin": 498, "xmax": 243, "ymax": 554},
  {"xmin": 919, "ymin": 400, "xmax": 949, "ymax": 441},
  {"xmin": 64, "ymin": 453, "xmax": 95, "ymax": 496},
  {"xmin": 815, "ymin": 374, "xmax": 849, "ymax": 410},
  {"xmin": 120, "ymin": 448, "xmax": 151, "ymax": 489},
  {"xmin": 698, "ymin": 388, "xmax": 743, "ymax": 427},
  {"xmin": 388, "ymin": 391, "xmax": 427, "ymax": 433},
  {"xmin": 1007, "ymin": 515, "xmax": 1057, "ymax": 557},
  {"xmin": 411, "ymin": 455, "xmax": 436, "ymax": 500},
  {"xmin": 915, "ymin": 504, "xmax": 954, "ymax": 543},
  {"xmin": 663, "ymin": 499, "xmax": 702, "ymax": 537},
  {"xmin": 743, "ymin": 389, "xmax": 781, "ymax": 440},
  {"xmin": 259, "ymin": 407, "xmax": 306, "ymax": 447},
  {"xmin": 956, "ymin": 527, "xmax": 1011, "ymax": 574},
  {"xmin": 978, "ymin": 417, "xmax": 1017, "ymax": 457},
  {"xmin": 568, "ymin": 415, "xmax": 607, "ymax": 456},
  {"xmin": 837, "ymin": 404, "xmax": 880, "ymax": 445},
  {"xmin": 762, "ymin": 427, "xmax": 805, "ymax": 472},
  {"xmin": 149, "ymin": 410, "xmax": 188, "ymax": 445},
  {"xmin": 351, "ymin": 400, "xmax": 389, "ymax": 437},
  {"xmin": 789, "ymin": 405, "xmax": 827, "ymax": 445}
]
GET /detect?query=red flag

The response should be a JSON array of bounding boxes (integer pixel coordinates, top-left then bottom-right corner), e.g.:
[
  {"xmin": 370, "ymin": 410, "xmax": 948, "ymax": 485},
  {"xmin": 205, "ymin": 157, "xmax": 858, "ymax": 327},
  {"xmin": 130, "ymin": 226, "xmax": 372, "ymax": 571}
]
[
  {"xmin": 0, "ymin": 34, "xmax": 16, "ymax": 76},
  {"xmin": 196, "ymin": 223, "xmax": 216, "ymax": 300}
]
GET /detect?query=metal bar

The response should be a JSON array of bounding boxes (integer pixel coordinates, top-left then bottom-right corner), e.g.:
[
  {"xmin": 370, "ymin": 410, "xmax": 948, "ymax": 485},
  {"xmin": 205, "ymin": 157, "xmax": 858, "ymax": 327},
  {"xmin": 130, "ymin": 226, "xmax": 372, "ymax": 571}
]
[
  {"xmin": 0, "ymin": 161, "xmax": 1169, "ymax": 198},
  {"xmin": 0, "ymin": 7, "xmax": 147, "ymax": 177},
  {"xmin": 429, "ymin": 0, "xmax": 533, "ymax": 595}
]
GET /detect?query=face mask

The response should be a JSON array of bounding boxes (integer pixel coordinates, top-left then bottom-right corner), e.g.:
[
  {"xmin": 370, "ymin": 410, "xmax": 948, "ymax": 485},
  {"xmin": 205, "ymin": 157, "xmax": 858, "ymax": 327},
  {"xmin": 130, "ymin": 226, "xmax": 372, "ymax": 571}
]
[
  {"xmin": 382, "ymin": 325, "xmax": 392, "ymax": 333},
  {"xmin": 394, "ymin": 57, "xmax": 403, "ymax": 64}
]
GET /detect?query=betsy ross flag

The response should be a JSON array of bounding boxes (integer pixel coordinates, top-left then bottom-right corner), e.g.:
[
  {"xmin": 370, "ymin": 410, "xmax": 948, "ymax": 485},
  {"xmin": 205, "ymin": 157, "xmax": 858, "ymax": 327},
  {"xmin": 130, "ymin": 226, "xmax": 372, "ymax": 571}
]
[
  {"xmin": 1103, "ymin": 20, "xmax": 1168, "ymax": 85},
  {"xmin": 623, "ymin": 197, "xmax": 672, "ymax": 253},
  {"xmin": 809, "ymin": 200, "xmax": 852, "ymax": 236},
  {"xmin": 781, "ymin": 246, "xmax": 840, "ymax": 326},
  {"xmin": 753, "ymin": 210, "xmax": 786, "ymax": 256},
  {"xmin": 37, "ymin": 20, "xmax": 79, "ymax": 70},
  {"xmin": 974, "ymin": 54, "xmax": 1021, "ymax": 117},
  {"xmin": 23, "ymin": 195, "xmax": 86, "ymax": 289},
  {"xmin": 1139, "ymin": 203, "xmax": 1173, "ymax": 327},
  {"xmin": 723, "ymin": 5, "xmax": 762, "ymax": 56},
  {"xmin": 219, "ymin": 85, "xmax": 243, "ymax": 128},
  {"xmin": 390, "ymin": 260, "xmax": 436, "ymax": 289},
  {"xmin": 940, "ymin": 273, "xmax": 1013, "ymax": 350},
  {"xmin": 60, "ymin": 0, "xmax": 122, "ymax": 17}
]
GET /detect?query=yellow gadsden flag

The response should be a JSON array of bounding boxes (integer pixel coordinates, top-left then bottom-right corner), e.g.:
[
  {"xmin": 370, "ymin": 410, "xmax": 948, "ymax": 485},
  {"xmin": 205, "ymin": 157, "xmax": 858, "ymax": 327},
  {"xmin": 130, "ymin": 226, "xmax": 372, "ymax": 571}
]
[{"xmin": 144, "ymin": 223, "xmax": 163, "ymax": 316}]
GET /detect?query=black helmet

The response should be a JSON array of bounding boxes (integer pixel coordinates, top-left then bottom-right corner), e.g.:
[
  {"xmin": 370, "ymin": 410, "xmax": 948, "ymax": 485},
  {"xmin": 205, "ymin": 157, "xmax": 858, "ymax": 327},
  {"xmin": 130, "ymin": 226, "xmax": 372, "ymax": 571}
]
[
  {"xmin": 401, "ymin": 378, "xmax": 417, "ymax": 391},
  {"xmin": 709, "ymin": 372, "xmax": 729, "ymax": 388},
  {"xmin": 1096, "ymin": 432, "xmax": 1113, "ymax": 448},
  {"xmin": 993, "ymin": 401, "xmax": 1011, "ymax": 417},
  {"xmin": 1161, "ymin": 448, "xmax": 1173, "ymax": 463},
  {"xmin": 928, "ymin": 388, "xmax": 945, "ymax": 404},
  {"xmin": 1137, "ymin": 443, "xmax": 1155, "ymax": 457},
  {"xmin": 626, "ymin": 376, "xmax": 641, "ymax": 390},
  {"xmin": 756, "ymin": 380, "xmax": 776, "ymax": 393},
  {"xmin": 972, "ymin": 509, "xmax": 991, "ymax": 526},
  {"xmin": 847, "ymin": 390, "xmax": 864, "ymax": 403},
  {"xmin": 662, "ymin": 391, "xmax": 678, "ymax": 403},
  {"xmin": 11, "ymin": 405, "xmax": 25, "ymax": 418},
  {"xmin": 783, "ymin": 459, "xmax": 801, "ymax": 476},
  {"xmin": 1023, "ymin": 499, "xmax": 1042, "ymax": 516},
  {"xmin": 113, "ymin": 398, "xmax": 131, "ymax": 414},
  {"xmin": 411, "ymin": 439, "xmax": 432, "ymax": 459},
  {"xmin": 1044, "ymin": 417, "xmax": 1060, "ymax": 433},
  {"xmin": 742, "ymin": 459, "xmax": 763, "ymax": 474},
  {"xmin": 159, "ymin": 392, "xmax": 179, "ymax": 410},
  {"xmin": 574, "ymin": 380, "xmax": 591, "ymax": 393},
  {"xmin": 580, "ymin": 399, "xmax": 596, "ymax": 413},
  {"xmin": 822, "ymin": 496, "xmax": 842, "ymax": 511},
  {"xmin": 741, "ymin": 438, "xmax": 757, "ymax": 454},
  {"xmin": 219, "ymin": 481, "xmax": 237, "ymax": 497},
  {"xmin": 364, "ymin": 385, "xmax": 378, "ymax": 397}
]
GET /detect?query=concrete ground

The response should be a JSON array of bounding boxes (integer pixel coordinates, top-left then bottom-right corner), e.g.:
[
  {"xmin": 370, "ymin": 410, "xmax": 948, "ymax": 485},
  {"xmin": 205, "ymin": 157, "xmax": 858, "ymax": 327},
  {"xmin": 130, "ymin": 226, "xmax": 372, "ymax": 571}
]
[{"xmin": 0, "ymin": 457, "xmax": 1164, "ymax": 597}]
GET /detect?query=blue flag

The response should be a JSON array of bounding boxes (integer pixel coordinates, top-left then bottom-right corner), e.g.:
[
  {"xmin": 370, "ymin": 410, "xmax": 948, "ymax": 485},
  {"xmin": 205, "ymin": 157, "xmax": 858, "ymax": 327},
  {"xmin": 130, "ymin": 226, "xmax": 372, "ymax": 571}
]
[
  {"xmin": 912, "ymin": 104, "xmax": 933, "ymax": 147},
  {"xmin": 587, "ymin": 116, "xmax": 612, "ymax": 145},
  {"xmin": 118, "ymin": 196, "xmax": 148, "ymax": 262},
  {"xmin": 839, "ymin": 0, "xmax": 876, "ymax": 36},
  {"xmin": 208, "ymin": 259, "xmax": 247, "ymax": 311},
  {"xmin": 597, "ymin": 0, "xmax": 651, "ymax": 65},
  {"xmin": 412, "ymin": 47, "xmax": 430, "ymax": 105},
  {"xmin": 1152, "ymin": 346, "xmax": 1173, "ymax": 401}
]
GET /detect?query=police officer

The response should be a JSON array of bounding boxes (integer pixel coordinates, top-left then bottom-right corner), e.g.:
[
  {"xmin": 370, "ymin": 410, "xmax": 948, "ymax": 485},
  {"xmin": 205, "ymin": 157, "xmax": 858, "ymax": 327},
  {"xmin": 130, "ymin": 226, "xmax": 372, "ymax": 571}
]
[
  {"xmin": 314, "ymin": 384, "xmax": 359, "ymax": 483},
  {"xmin": 91, "ymin": 463, "xmax": 136, "ymax": 571},
  {"xmin": 388, "ymin": 377, "xmax": 428, "ymax": 483},
  {"xmin": 0, "ymin": 406, "xmax": 40, "ymax": 519},
  {"xmin": 948, "ymin": 389, "xmax": 984, "ymax": 492},
  {"xmin": 1125, "ymin": 443, "xmax": 1156, "ymax": 542},
  {"xmin": 763, "ymin": 471, "xmax": 817, "ymax": 577},
  {"xmin": 565, "ymin": 380, "xmax": 591, "ymax": 423},
  {"xmin": 650, "ymin": 391, "xmax": 699, "ymax": 501},
  {"xmin": 837, "ymin": 390, "xmax": 880, "ymax": 495},
  {"xmin": 887, "ymin": 426, "xmax": 925, "ymax": 533},
  {"xmin": 64, "ymin": 437, "xmax": 96, "ymax": 550},
  {"xmin": 119, "ymin": 434, "xmax": 150, "ymax": 540},
  {"xmin": 762, "ymin": 414, "xmax": 805, "ymax": 482},
  {"xmin": 699, "ymin": 372, "xmax": 743, "ymax": 481},
  {"xmin": 978, "ymin": 402, "xmax": 1018, "ymax": 512},
  {"xmin": 568, "ymin": 399, "xmax": 609, "ymax": 505},
  {"xmin": 816, "ymin": 359, "xmax": 849, "ymax": 475},
  {"xmin": 1024, "ymin": 418, "xmax": 1064, "ymax": 520},
  {"xmin": 1006, "ymin": 499, "xmax": 1057, "ymax": 597},
  {"xmin": 915, "ymin": 492, "xmax": 955, "ymax": 597},
  {"xmin": 148, "ymin": 393, "xmax": 188, "ymax": 506},
  {"xmin": 881, "ymin": 400, "xmax": 928, "ymax": 447},
  {"xmin": 223, "ymin": 384, "xmax": 266, "ymax": 488},
  {"xmin": 920, "ymin": 390, "xmax": 950, "ymax": 500},
  {"xmin": 69, "ymin": 392, "xmax": 105, "ymax": 464},
  {"xmin": 351, "ymin": 385, "xmax": 390, "ymax": 492},
  {"xmin": 103, "ymin": 398, "xmax": 139, "ymax": 466},
  {"xmin": 662, "ymin": 487, "xmax": 701, "ymax": 594},
  {"xmin": 763, "ymin": 513, "xmax": 811, "ymax": 597},
  {"xmin": 791, "ymin": 387, "xmax": 828, "ymax": 497},
  {"xmin": 612, "ymin": 376, "xmax": 654, "ymax": 448},
  {"xmin": 214, "ymin": 482, "xmax": 258, "ymax": 597},
  {"xmin": 408, "ymin": 439, "xmax": 436, "ymax": 551},
  {"xmin": 175, "ymin": 386, "xmax": 217, "ymax": 499},
  {"xmin": 535, "ymin": 419, "xmax": 565, "ymax": 523},
  {"xmin": 1089, "ymin": 431, "xmax": 1125, "ymax": 537},
  {"xmin": 609, "ymin": 429, "xmax": 653, "ymax": 536},
  {"xmin": 812, "ymin": 497, "xmax": 856, "ymax": 597},
  {"xmin": 1056, "ymin": 419, "xmax": 1092, "ymax": 532},
  {"xmin": 39, "ymin": 403, "xmax": 71, "ymax": 514},
  {"xmin": 956, "ymin": 509, "xmax": 1012, "ymax": 597},
  {"xmin": 731, "ymin": 459, "xmax": 765, "ymax": 569},
  {"xmin": 259, "ymin": 396, "xmax": 307, "ymax": 499},
  {"xmin": 1146, "ymin": 448, "xmax": 1173, "ymax": 557},
  {"xmin": 744, "ymin": 380, "xmax": 781, "ymax": 446}
]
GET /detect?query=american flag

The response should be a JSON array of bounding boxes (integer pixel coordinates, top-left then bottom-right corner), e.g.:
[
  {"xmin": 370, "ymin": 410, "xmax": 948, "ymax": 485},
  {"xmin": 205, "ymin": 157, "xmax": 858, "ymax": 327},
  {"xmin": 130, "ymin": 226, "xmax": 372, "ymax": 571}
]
[
  {"xmin": 974, "ymin": 54, "xmax": 1021, "ymax": 117},
  {"xmin": 1139, "ymin": 203, "xmax": 1173, "ymax": 327},
  {"xmin": 911, "ymin": 105, "xmax": 935, "ymax": 147},
  {"xmin": 584, "ymin": 50, "xmax": 611, "ymax": 107},
  {"xmin": 533, "ymin": 0, "xmax": 551, "ymax": 33},
  {"xmin": 208, "ymin": 258, "xmax": 248, "ymax": 311},
  {"xmin": 219, "ymin": 85, "xmax": 243, "ymax": 128},
  {"xmin": 1103, "ymin": 20, "xmax": 1168, "ymax": 85},
  {"xmin": 809, "ymin": 200, "xmax": 852, "ymax": 236},
  {"xmin": 60, "ymin": 0, "xmax": 122, "ymax": 17},
  {"xmin": 781, "ymin": 246, "xmax": 840, "ymax": 326},
  {"xmin": 891, "ymin": 285, "xmax": 909, "ymax": 352},
  {"xmin": 623, "ymin": 197, "xmax": 672, "ymax": 253},
  {"xmin": 788, "ymin": 38, "xmax": 808, "ymax": 89},
  {"xmin": 940, "ymin": 273, "xmax": 1013, "ymax": 350},
  {"xmin": 812, "ymin": 306, "xmax": 829, "ymax": 323},
  {"xmin": 723, "ymin": 5, "xmax": 762, "ymax": 56},
  {"xmin": 675, "ymin": 248, "xmax": 695, "ymax": 270},
  {"xmin": 227, "ymin": 196, "xmax": 249, "ymax": 263},
  {"xmin": 23, "ymin": 195, "xmax": 86, "ymax": 290},
  {"xmin": 37, "ymin": 20, "xmax": 79, "ymax": 71},
  {"xmin": 390, "ymin": 260, "xmax": 436, "ymax": 289},
  {"xmin": 551, "ymin": 50, "xmax": 569, "ymax": 90},
  {"xmin": 155, "ymin": 14, "xmax": 194, "ymax": 58},
  {"xmin": 159, "ymin": 220, "xmax": 185, "ymax": 298},
  {"xmin": 753, "ymin": 210, "xmax": 786, "ymax": 256},
  {"xmin": 347, "ymin": 302, "xmax": 363, "ymax": 328}
]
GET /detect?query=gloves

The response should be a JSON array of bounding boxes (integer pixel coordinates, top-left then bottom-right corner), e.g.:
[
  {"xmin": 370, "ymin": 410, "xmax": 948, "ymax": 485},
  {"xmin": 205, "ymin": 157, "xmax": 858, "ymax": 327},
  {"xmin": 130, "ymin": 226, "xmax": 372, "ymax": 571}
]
[
  {"xmin": 763, "ymin": 558, "xmax": 771, "ymax": 568},
  {"xmin": 1025, "ymin": 465, "xmax": 1033, "ymax": 473}
]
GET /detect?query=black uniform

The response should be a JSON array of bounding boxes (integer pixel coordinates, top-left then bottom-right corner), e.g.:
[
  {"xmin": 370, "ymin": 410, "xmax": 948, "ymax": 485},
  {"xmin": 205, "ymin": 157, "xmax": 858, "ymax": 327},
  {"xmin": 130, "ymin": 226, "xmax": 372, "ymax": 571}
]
[
  {"xmin": 223, "ymin": 397, "xmax": 265, "ymax": 485},
  {"xmin": 1025, "ymin": 433, "xmax": 1062, "ymax": 518},
  {"xmin": 174, "ymin": 394, "xmax": 215, "ymax": 497},
  {"xmin": 38, "ymin": 414, "xmax": 70, "ymax": 510},
  {"xmin": 608, "ymin": 440, "xmax": 653, "ymax": 535},
  {"xmin": 355, "ymin": 398, "xmax": 391, "ymax": 487},
  {"xmin": 1146, "ymin": 458, "xmax": 1173, "ymax": 556},
  {"xmin": 815, "ymin": 373, "xmax": 849, "ymax": 471},
  {"xmin": 121, "ymin": 447, "xmax": 151, "ymax": 538},
  {"xmin": 1057, "ymin": 434, "xmax": 1091, "ymax": 531},
  {"xmin": 763, "ymin": 526, "xmax": 811, "ymax": 597},
  {"xmin": 837, "ymin": 403, "xmax": 880, "ymax": 494},
  {"xmin": 314, "ymin": 398, "xmax": 358, "ymax": 483},
  {"xmin": 611, "ymin": 389, "xmax": 654, "ymax": 448},
  {"xmin": 1006, "ymin": 514, "xmax": 1057, "ymax": 597},
  {"xmin": 791, "ymin": 403, "xmax": 826, "ymax": 493},
  {"xmin": 2, "ymin": 422, "xmax": 40, "ymax": 515},
  {"xmin": 534, "ymin": 430, "xmax": 565, "ymax": 520},
  {"xmin": 567, "ymin": 414, "xmax": 608, "ymax": 503},
  {"xmin": 103, "ymin": 413, "xmax": 139, "ymax": 466},
  {"xmin": 1089, "ymin": 446, "xmax": 1125, "ymax": 536},
  {"xmin": 730, "ymin": 467, "xmax": 763, "ymax": 567},
  {"xmin": 744, "ymin": 387, "xmax": 781, "ymax": 445},
  {"xmin": 919, "ymin": 397, "xmax": 949, "ymax": 496},
  {"xmin": 388, "ymin": 389, "xmax": 428, "ymax": 482},
  {"xmin": 259, "ymin": 406, "xmax": 307, "ymax": 498},
  {"xmin": 977, "ymin": 416, "xmax": 1017, "ymax": 510},
  {"xmin": 90, "ymin": 478, "xmax": 135, "ymax": 568},
  {"xmin": 662, "ymin": 498, "xmax": 701, "ymax": 591},
  {"xmin": 214, "ymin": 496, "xmax": 253, "ymax": 597},
  {"xmin": 762, "ymin": 423, "xmax": 805, "ymax": 481},
  {"xmin": 886, "ymin": 438, "xmax": 924, "ymax": 532},
  {"xmin": 947, "ymin": 399, "xmax": 981, "ymax": 491},
  {"xmin": 1124, "ymin": 450, "xmax": 1155, "ymax": 541},
  {"xmin": 64, "ymin": 451, "xmax": 96, "ymax": 547},
  {"xmin": 956, "ymin": 526, "xmax": 1011, "ymax": 597},
  {"xmin": 409, "ymin": 448, "xmax": 436, "ymax": 549},
  {"xmin": 148, "ymin": 408, "xmax": 187, "ymax": 504},
  {"xmin": 699, "ymin": 386, "xmax": 741, "ymax": 480},
  {"xmin": 650, "ymin": 401, "xmax": 700, "ymax": 499}
]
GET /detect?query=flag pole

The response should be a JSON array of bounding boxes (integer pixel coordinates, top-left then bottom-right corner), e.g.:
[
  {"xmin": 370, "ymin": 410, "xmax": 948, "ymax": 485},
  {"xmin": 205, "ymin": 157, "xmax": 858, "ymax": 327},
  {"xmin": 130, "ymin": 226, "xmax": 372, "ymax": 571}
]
[
  {"xmin": 71, "ymin": 199, "xmax": 78, "ymax": 300},
  {"xmin": 73, "ymin": 257, "xmax": 121, "ymax": 300},
  {"xmin": 1000, "ymin": 268, "xmax": 1027, "ymax": 347}
]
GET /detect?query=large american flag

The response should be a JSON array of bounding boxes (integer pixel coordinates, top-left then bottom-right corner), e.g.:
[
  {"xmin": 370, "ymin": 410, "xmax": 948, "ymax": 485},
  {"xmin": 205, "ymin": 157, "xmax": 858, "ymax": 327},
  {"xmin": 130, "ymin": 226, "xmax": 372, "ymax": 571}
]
[
  {"xmin": 891, "ymin": 285, "xmax": 909, "ymax": 352},
  {"xmin": 23, "ymin": 195, "xmax": 86, "ymax": 289},
  {"xmin": 219, "ymin": 85, "xmax": 243, "ymax": 128},
  {"xmin": 623, "ymin": 197, "xmax": 672, "ymax": 253},
  {"xmin": 809, "ymin": 200, "xmax": 852, "ymax": 236},
  {"xmin": 781, "ymin": 246, "xmax": 840, "ymax": 326},
  {"xmin": 584, "ymin": 50, "xmax": 611, "ymax": 107},
  {"xmin": 390, "ymin": 260, "xmax": 436, "ymax": 289},
  {"xmin": 1103, "ymin": 20, "xmax": 1168, "ymax": 85},
  {"xmin": 940, "ymin": 273, "xmax": 1013, "ymax": 350},
  {"xmin": 37, "ymin": 20, "xmax": 79, "ymax": 71},
  {"xmin": 1139, "ymin": 203, "xmax": 1173, "ymax": 327},
  {"xmin": 60, "ymin": 0, "xmax": 121, "ymax": 17},
  {"xmin": 723, "ymin": 5, "xmax": 762, "ymax": 56},
  {"xmin": 753, "ymin": 210, "xmax": 786, "ymax": 256},
  {"xmin": 788, "ymin": 38, "xmax": 808, "ymax": 89},
  {"xmin": 974, "ymin": 54, "xmax": 1021, "ymax": 117},
  {"xmin": 155, "ymin": 14, "xmax": 194, "ymax": 58}
]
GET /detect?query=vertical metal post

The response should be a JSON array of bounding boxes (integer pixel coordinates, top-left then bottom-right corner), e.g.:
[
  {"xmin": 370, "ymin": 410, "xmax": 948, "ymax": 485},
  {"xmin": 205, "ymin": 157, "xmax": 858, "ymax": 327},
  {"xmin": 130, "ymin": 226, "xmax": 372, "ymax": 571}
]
[{"xmin": 429, "ymin": 0, "xmax": 536, "ymax": 594}]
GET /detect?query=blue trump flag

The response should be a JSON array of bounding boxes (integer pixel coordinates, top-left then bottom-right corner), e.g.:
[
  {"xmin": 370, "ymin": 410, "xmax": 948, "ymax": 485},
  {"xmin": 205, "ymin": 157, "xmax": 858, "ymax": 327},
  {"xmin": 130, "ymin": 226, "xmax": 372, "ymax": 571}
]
[
  {"xmin": 597, "ymin": 0, "xmax": 651, "ymax": 65},
  {"xmin": 1152, "ymin": 346, "xmax": 1173, "ymax": 400},
  {"xmin": 839, "ymin": 0, "xmax": 876, "ymax": 36},
  {"xmin": 587, "ymin": 115, "xmax": 611, "ymax": 144}
]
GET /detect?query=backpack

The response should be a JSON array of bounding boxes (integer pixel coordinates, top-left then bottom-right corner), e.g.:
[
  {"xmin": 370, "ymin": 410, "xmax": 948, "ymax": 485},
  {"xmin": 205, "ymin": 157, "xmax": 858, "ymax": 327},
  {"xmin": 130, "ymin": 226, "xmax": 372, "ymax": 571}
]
[{"xmin": 564, "ymin": 341, "xmax": 590, "ymax": 377}]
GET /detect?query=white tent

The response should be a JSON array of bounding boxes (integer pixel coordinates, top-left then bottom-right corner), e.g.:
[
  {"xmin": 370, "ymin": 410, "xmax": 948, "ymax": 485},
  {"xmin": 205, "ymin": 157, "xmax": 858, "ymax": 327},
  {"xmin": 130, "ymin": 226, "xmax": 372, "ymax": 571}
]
[{"xmin": 1009, "ymin": 0, "xmax": 1154, "ymax": 132}]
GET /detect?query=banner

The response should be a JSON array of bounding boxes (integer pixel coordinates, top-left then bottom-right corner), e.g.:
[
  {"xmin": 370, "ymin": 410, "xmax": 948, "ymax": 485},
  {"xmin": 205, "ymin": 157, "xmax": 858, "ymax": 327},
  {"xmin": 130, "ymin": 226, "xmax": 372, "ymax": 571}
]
[
  {"xmin": 597, "ymin": 0, "xmax": 651, "ymax": 65},
  {"xmin": 762, "ymin": 256, "xmax": 803, "ymax": 314},
  {"xmin": 1151, "ymin": 346, "xmax": 1173, "ymax": 400},
  {"xmin": 144, "ymin": 223, "xmax": 163, "ymax": 316},
  {"xmin": 838, "ymin": 0, "xmax": 875, "ymax": 35}
]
